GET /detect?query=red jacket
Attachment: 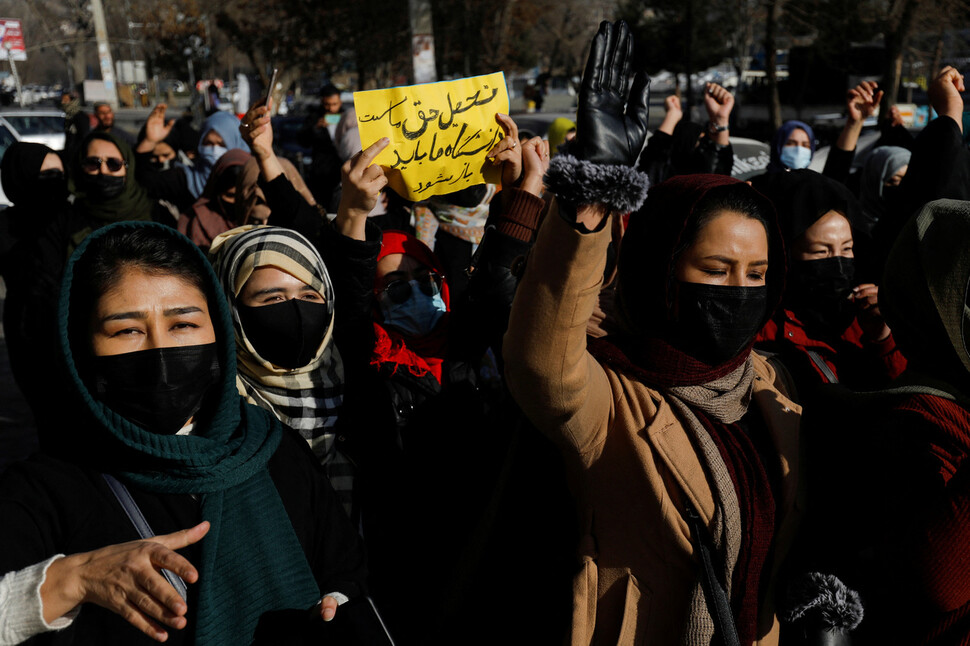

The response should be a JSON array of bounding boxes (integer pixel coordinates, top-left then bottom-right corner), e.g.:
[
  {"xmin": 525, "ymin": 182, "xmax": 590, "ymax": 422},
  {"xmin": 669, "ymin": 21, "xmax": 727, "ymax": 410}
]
[{"xmin": 756, "ymin": 309, "xmax": 907, "ymax": 387}]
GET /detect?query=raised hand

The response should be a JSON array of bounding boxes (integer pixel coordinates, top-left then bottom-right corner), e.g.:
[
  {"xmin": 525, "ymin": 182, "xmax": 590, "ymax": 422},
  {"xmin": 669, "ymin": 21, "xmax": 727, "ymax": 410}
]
[
  {"xmin": 42, "ymin": 522, "xmax": 209, "ymax": 642},
  {"xmin": 519, "ymin": 136, "xmax": 550, "ymax": 197},
  {"xmin": 137, "ymin": 104, "xmax": 175, "ymax": 153},
  {"xmin": 846, "ymin": 81, "xmax": 883, "ymax": 123},
  {"xmin": 929, "ymin": 66, "xmax": 966, "ymax": 128},
  {"xmin": 240, "ymin": 99, "xmax": 274, "ymax": 160},
  {"xmin": 487, "ymin": 113, "xmax": 522, "ymax": 188},
  {"xmin": 836, "ymin": 80, "xmax": 883, "ymax": 152},
  {"xmin": 574, "ymin": 20, "xmax": 651, "ymax": 167},
  {"xmin": 658, "ymin": 95, "xmax": 683, "ymax": 135},
  {"xmin": 703, "ymin": 82, "xmax": 734, "ymax": 127},
  {"xmin": 337, "ymin": 138, "xmax": 389, "ymax": 240},
  {"xmin": 665, "ymin": 95, "xmax": 682, "ymax": 119}
]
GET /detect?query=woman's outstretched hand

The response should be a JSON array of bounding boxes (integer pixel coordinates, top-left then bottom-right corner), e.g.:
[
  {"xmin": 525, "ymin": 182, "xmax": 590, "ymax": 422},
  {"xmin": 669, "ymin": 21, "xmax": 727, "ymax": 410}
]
[
  {"xmin": 487, "ymin": 113, "xmax": 523, "ymax": 188},
  {"xmin": 337, "ymin": 138, "xmax": 389, "ymax": 241},
  {"xmin": 41, "ymin": 521, "xmax": 210, "ymax": 642},
  {"xmin": 137, "ymin": 104, "xmax": 175, "ymax": 153},
  {"xmin": 574, "ymin": 20, "xmax": 651, "ymax": 168}
]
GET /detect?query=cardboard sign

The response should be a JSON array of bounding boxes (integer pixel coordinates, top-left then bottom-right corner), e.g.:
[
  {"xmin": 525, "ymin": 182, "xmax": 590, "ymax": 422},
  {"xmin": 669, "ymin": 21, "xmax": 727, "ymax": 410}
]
[{"xmin": 354, "ymin": 72, "xmax": 508, "ymax": 200}]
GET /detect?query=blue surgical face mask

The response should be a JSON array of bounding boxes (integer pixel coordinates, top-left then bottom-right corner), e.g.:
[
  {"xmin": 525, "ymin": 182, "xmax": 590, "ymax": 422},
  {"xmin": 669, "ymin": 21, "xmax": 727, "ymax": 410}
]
[
  {"xmin": 378, "ymin": 281, "xmax": 447, "ymax": 338},
  {"xmin": 201, "ymin": 144, "xmax": 228, "ymax": 167},
  {"xmin": 780, "ymin": 144, "xmax": 812, "ymax": 170}
]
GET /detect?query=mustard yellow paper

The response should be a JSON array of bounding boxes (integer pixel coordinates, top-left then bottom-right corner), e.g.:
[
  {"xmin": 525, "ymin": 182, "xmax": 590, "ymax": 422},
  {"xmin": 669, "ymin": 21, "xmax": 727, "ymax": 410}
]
[{"xmin": 354, "ymin": 72, "xmax": 508, "ymax": 200}]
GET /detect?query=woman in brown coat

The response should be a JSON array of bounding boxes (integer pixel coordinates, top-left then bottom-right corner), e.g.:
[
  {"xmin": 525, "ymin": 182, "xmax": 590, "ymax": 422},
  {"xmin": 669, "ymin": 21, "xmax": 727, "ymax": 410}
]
[{"xmin": 503, "ymin": 21, "xmax": 802, "ymax": 645}]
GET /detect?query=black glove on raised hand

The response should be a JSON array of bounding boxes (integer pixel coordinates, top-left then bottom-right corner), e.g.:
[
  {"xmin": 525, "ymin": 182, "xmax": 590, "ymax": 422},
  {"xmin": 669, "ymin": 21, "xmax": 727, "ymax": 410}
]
[
  {"xmin": 574, "ymin": 20, "xmax": 651, "ymax": 167},
  {"xmin": 545, "ymin": 20, "xmax": 651, "ymax": 215}
]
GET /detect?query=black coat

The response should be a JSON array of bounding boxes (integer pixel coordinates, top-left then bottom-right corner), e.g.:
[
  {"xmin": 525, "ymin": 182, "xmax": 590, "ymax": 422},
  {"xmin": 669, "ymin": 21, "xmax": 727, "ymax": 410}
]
[
  {"xmin": 261, "ymin": 174, "xmax": 544, "ymax": 644},
  {"xmin": 0, "ymin": 426, "xmax": 367, "ymax": 646}
]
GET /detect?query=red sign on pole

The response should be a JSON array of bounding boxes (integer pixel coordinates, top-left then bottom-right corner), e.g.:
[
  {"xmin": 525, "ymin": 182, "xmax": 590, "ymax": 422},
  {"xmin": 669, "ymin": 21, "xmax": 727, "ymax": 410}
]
[{"xmin": 0, "ymin": 19, "xmax": 26, "ymax": 61}]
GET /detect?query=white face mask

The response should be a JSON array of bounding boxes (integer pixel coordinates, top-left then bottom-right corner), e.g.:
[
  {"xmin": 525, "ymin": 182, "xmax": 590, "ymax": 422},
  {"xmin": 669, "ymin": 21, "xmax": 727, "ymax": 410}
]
[
  {"xmin": 201, "ymin": 144, "xmax": 228, "ymax": 167},
  {"xmin": 780, "ymin": 145, "xmax": 812, "ymax": 170}
]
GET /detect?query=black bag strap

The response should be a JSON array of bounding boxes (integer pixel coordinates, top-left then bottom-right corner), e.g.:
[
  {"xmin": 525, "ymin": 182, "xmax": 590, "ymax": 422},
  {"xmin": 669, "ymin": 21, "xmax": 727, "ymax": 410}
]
[
  {"xmin": 684, "ymin": 502, "xmax": 741, "ymax": 646},
  {"xmin": 102, "ymin": 473, "xmax": 189, "ymax": 600}
]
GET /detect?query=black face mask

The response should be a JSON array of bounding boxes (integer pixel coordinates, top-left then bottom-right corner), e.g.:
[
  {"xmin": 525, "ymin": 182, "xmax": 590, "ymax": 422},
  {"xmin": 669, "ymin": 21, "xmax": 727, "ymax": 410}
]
[
  {"xmin": 880, "ymin": 185, "xmax": 903, "ymax": 210},
  {"xmin": 669, "ymin": 282, "xmax": 769, "ymax": 365},
  {"xmin": 237, "ymin": 300, "xmax": 331, "ymax": 369},
  {"xmin": 787, "ymin": 256, "xmax": 856, "ymax": 336},
  {"xmin": 35, "ymin": 170, "xmax": 68, "ymax": 206},
  {"xmin": 84, "ymin": 174, "xmax": 126, "ymax": 200},
  {"xmin": 92, "ymin": 343, "xmax": 221, "ymax": 435},
  {"xmin": 151, "ymin": 159, "xmax": 173, "ymax": 172}
]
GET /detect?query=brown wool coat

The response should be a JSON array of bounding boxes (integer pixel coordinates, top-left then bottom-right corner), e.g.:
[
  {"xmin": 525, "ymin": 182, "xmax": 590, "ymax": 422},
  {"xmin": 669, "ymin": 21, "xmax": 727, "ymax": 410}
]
[{"xmin": 504, "ymin": 204, "xmax": 803, "ymax": 646}]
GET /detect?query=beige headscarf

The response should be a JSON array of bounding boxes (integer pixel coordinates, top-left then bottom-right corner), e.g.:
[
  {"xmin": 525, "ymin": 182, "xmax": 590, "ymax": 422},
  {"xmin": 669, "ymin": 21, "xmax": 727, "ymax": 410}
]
[
  {"xmin": 209, "ymin": 225, "xmax": 343, "ymax": 458},
  {"xmin": 236, "ymin": 157, "xmax": 318, "ymax": 225}
]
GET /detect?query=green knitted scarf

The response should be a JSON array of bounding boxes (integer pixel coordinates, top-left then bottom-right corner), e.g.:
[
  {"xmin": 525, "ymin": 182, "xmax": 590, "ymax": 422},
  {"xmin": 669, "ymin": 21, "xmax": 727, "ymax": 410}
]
[{"xmin": 58, "ymin": 221, "xmax": 321, "ymax": 645}]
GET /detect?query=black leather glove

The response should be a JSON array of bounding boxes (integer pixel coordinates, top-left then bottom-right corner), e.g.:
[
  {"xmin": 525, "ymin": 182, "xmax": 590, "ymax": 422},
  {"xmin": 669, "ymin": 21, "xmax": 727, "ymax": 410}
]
[{"xmin": 574, "ymin": 20, "xmax": 651, "ymax": 167}]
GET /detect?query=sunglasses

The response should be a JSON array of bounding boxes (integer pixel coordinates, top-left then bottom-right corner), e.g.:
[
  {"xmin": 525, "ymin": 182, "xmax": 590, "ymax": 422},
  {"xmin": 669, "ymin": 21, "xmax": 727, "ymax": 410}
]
[
  {"xmin": 81, "ymin": 156, "xmax": 127, "ymax": 173},
  {"xmin": 378, "ymin": 272, "xmax": 443, "ymax": 304}
]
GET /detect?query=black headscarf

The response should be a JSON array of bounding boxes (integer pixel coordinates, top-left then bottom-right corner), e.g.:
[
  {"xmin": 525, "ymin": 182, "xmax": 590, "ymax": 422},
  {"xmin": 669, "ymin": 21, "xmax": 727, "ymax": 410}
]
[
  {"xmin": 1, "ymin": 142, "xmax": 52, "ymax": 205},
  {"xmin": 752, "ymin": 169, "xmax": 874, "ymax": 332},
  {"xmin": 751, "ymin": 169, "xmax": 864, "ymax": 243}
]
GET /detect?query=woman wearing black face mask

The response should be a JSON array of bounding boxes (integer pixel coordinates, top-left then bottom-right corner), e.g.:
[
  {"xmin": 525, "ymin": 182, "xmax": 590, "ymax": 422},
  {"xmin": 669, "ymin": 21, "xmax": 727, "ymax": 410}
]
[
  {"xmin": 210, "ymin": 225, "xmax": 354, "ymax": 515},
  {"xmin": 178, "ymin": 149, "xmax": 251, "ymax": 251},
  {"xmin": 70, "ymin": 131, "xmax": 178, "ymax": 235},
  {"xmin": 752, "ymin": 169, "xmax": 907, "ymax": 396},
  {"xmin": 0, "ymin": 142, "xmax": 73, "ymax": 438},
  {"xmin": 505, "ymin": 21, "xmax": 805, "ymax": 645},
  {"xmin": 0, "ymin": 222, "xmax": 367, "ymax": 645}
]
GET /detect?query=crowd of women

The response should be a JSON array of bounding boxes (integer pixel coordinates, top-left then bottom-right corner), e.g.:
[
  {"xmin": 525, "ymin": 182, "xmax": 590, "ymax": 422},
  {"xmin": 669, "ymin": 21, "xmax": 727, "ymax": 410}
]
[{"xmin": 0, "ymin": 18, "xmax": 968, "ymax": 646}]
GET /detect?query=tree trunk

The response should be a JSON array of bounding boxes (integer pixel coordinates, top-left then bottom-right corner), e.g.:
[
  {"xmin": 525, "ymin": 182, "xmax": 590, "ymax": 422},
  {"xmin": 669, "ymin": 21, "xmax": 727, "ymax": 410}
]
[
  {"xmin": 878, "ymin": 0, "xmax": 921, "ymax": 119},
  {"xmin": 685, "ymin": 0, "xmax": 695, "ymax": 111},
  {"xmin": 930, "ymin": 29, "xmax": 944, "ymax": 76},
  {"xmin": 765, "ymin": 0, "xmax": 783, "ymax": 130}
]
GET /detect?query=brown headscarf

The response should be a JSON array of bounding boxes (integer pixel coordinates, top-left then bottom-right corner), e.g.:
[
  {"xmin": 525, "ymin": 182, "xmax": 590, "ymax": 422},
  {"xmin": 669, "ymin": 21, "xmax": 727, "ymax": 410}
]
[
  {"xmin": 236, "ymin": 157, "xmax": 317, "ymax": 226},
  {"xmin": 179, "ymin": 153, "xmax": 317, "ymax": 250},
  {"xmin": 179, "ymin": 149, "xmax": 251, "ymax": 250}
]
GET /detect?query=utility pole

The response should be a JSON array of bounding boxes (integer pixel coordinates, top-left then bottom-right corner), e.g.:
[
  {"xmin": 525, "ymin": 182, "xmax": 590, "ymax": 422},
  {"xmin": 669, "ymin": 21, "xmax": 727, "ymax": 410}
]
[
  {"xmin": 7, "ymin": 49, "xmax": 24, "ymax": 107},
  {"xmin": 89, "ymin": 0, "xmax": 119, "ymax": 107},
  {"xmin": 409, "ymin": 0, "xmax": 437, "ymax": 84}
]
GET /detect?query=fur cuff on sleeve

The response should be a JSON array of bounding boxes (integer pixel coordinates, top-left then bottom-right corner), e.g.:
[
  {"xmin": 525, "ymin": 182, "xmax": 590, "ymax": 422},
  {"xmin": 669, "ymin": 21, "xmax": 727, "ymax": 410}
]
[
  {"xmin": 543, "ymin": 154, "xmax": 649, "ymax": 214},
  {"xmin": 782, "ymin": 572, "xmax": 864, "ymax": 631}
]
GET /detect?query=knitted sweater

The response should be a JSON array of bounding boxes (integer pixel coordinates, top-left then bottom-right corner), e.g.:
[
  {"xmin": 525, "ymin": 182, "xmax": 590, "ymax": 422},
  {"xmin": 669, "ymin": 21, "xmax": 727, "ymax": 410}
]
[{"xmin": 891, "ymin": 394, "xmax": 970, "ymax": 646}]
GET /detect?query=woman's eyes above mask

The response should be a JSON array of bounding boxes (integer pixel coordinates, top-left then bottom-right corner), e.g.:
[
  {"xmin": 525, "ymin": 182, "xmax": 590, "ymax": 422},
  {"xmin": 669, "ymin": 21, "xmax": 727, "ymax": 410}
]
[{"xmin": 255, "ymin": 291, "xmax": 323, "ymax": 305}]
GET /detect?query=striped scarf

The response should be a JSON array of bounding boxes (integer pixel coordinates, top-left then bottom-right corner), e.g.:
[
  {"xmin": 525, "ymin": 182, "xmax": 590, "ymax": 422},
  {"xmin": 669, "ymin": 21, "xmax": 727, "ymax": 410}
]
[{"xmin": 209, "ymin": 226, "xmax": 353, "ymax": 505}]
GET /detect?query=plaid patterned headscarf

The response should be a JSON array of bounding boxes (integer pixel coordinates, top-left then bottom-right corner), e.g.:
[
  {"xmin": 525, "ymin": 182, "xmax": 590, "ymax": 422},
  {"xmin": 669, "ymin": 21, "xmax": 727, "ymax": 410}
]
[{"xmin": 209, "ymin": 225, "xmax": 344, "ymax": 462}]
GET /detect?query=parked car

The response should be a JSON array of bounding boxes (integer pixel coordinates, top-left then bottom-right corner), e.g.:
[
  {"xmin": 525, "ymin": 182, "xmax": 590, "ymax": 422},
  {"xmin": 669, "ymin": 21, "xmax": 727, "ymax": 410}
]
[{"xmin": 0, "ymin": 109, "xmax": 66, "ymax": 151}]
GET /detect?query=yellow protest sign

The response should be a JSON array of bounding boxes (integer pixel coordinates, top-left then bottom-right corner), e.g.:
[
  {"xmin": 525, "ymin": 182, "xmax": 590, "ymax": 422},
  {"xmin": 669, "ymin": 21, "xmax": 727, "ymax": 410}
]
[{"xmin": 354, "ymin": 72, "xmax": 509, "ymax": 200}]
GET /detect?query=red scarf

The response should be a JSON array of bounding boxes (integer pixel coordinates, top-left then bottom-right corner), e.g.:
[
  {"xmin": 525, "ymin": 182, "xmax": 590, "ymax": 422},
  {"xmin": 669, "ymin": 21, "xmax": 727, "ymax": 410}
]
[{"xmin": 369, "ymin": 230, "xmax": 451, "ymax": 384}]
